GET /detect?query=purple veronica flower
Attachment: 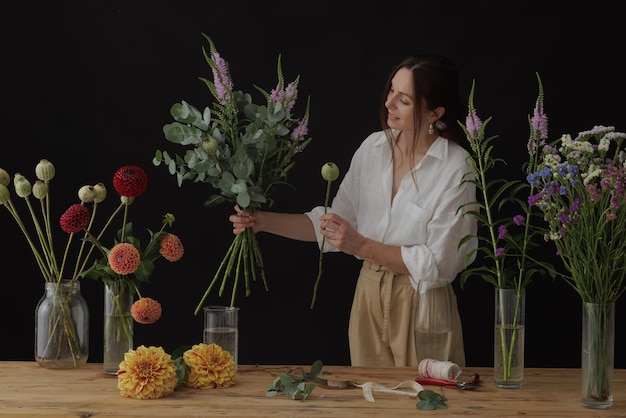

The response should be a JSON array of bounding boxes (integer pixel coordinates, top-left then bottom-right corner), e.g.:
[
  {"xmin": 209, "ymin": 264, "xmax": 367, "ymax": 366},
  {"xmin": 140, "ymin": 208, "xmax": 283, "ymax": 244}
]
[
  {"xmin": 498, "ymin": 225, "xmax": 508, "ymax": 239},
  {"xmin": 513, "ymin": 215, "xmax": 525, "ymax": 225},
  {"xmin": 290, "ymin": 117, "xmax": 309, "ymax": 141},
  {"xmin": 496, "ymin": 247, "xmax": 505, "ymax": 257},
  {"xmin": 270, "ymin": 86, "xmax": 285, "ymax": 104},
  {"xmin": 211, "ymin": 52, "xmax": 233, "ymax": 105},
  {"xmin": 284, "ymin": 81, "xmax": 298, "ymax": 111},
  {"xmin": 465, "ymin": 108, "xmax": 482, "ymax": 138}
]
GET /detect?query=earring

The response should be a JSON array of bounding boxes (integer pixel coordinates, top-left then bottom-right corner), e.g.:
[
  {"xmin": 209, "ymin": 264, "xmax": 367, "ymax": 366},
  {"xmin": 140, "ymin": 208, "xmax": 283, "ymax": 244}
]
[{"xmin": 428, "ymin": 123, "xmax": 434, "ymax": 135}]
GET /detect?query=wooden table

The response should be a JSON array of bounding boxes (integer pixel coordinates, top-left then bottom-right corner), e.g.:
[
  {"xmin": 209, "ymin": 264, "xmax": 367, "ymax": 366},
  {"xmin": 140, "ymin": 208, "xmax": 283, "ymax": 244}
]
[{"xmin": 0, "ymin": 361, "xmax": 624, "ymax": 417}]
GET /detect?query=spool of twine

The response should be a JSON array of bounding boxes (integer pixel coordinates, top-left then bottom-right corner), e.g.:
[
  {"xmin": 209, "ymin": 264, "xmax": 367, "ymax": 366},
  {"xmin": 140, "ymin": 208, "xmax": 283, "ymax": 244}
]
[{"xmin": 418, "ymin": 358, "xmax": 462, "ymax": 381}]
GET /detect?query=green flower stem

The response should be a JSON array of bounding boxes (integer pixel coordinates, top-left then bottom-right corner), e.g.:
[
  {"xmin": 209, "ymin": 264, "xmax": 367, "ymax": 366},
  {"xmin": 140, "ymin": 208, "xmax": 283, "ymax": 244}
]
[
  {"xmin": 310, "ymin": 179, "xmax": 333, "ymax": 309},
  {"xmin": 41, "ymin": 284, "xmax": 83, "ymax": 367},
  {"xmin": 498, "ymin": 290, "xmax": 523, "ymax": 382},
  {"xmin": 3, "ymin": 201, "xmax": 51, "ymax": 280},
  {"xmin": 194, "ymin": 228, "xmax": 267, "ymax": 314},
  {"xmin": 584, "ymin": 303, "xmax": 612, "ymax": 401},
  {"xmin": 106, "ymin": 284, "xmax": 133, "ymax": 344}
]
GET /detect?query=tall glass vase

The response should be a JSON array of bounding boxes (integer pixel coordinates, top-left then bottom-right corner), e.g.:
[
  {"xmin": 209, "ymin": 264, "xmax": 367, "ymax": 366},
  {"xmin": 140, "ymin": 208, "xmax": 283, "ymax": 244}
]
[
  {"xmin": 414, "ymin": 281, "xmax": 453, "ymax": 363},
  {"xmin": 581, "ymin": 302, "xmax": 614, "ymax": 409},
  {"xmin": 35, "ymin": 280, "xmax": 89, "ymax": 369},
  {"xmin": 103, "ymin": 281, "xmax": 134, "ymax": 375},
  {"xmin": 494, "ymin": 288, "xmax": 525, "ymax": 388}
]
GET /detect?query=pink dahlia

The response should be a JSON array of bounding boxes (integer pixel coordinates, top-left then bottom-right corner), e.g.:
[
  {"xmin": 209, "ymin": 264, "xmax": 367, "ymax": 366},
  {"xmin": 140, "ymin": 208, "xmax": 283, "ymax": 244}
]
[
  {"xmin": 59, "ymin": 204, "xmax": 90, "ymax": 233},
  {"xmin": 108, "ymin": 243, "xmax": 141, "ymax": 275},
  {"xmin": 113, "ymin": 166, "xmax": 148, "ymax": 197},
  {"xmin": 131, "ymin": 297, "xmax": 162, "ymax": 324},
  {"xmin": 159, "ymin": 233, "xmax": 184, "ymax": 262}
]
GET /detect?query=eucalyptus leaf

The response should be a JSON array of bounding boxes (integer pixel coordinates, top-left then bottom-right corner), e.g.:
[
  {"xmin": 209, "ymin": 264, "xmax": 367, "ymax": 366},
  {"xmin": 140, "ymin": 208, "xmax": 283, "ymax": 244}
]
[{"xmin": 416, "ymin": 389, "xmax": 448, "ymax": 410}]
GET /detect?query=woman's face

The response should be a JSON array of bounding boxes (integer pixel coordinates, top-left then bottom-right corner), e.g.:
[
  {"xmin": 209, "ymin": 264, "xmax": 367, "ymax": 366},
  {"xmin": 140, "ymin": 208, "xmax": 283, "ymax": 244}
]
[{"xmin": 385, "ymin": 67, "xmax": 415, "ymax": 132}]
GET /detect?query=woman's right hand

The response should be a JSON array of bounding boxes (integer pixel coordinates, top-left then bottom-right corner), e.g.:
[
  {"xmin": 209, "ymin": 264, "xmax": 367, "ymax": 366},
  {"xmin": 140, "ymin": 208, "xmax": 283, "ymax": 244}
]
[{"xmin": 229, "ymin": 204, "xmax": 257, "ymax": 234}]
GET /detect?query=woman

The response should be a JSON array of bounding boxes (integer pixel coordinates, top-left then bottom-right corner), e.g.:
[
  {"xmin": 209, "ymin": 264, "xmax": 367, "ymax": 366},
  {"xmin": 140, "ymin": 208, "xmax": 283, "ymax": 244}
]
[{"xmin": 230, "ymin": 53, "xmax": 477, "ymax": 367}]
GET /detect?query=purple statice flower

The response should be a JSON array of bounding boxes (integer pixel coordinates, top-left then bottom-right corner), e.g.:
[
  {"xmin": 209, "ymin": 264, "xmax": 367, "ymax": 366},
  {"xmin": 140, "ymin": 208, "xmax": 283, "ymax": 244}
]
[
  {"xmin": 586, "ymin": 184, "xmax": 602, "ymax": 201},
  {"xmin": 559, "ymin": 212, "xmax": 570, "ymax": 224},
  {"xmin": 548, "ymin": 181, "xmax": 561, "ymax": 196},
  {"xmin": 290, "ymin": 117, "xmax": 308, "ymax": 142},
  {"xmin": 513, "ymin": 215, "xmax": 525, "ymax": 226},
  {"xmin": 527, "ymin": 167, "xmax": 551, "ymax": 186},
  {"xmin": 606, "ymin": 209, "xmax": 617, "ymax": 221},
  {"xmin": 496, "ymin": 247, "xmax": 505, "ymax": 257},
  {"xmin": 570, "ymin": 196, "xmax": 581, "ymax": 212},
  {"xmin": 211, "ymin": 52, "xmax": 233, "ymax": 105},
  {"xmin": 465, "ymin": 107, "xmax": 482, "ymax": 138},
  {"xmin": 498, "ymin": 225, "xmax": 508, "ymax": 239},
  {"xmin": 528, "ymin": 192, "xmax": 542, "ymax": 206}
]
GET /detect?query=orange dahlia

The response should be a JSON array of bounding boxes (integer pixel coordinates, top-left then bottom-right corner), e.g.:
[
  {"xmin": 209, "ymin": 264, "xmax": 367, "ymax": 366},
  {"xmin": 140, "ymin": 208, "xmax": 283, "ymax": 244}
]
[
  {"xmin": 113, "ymin": 165, "xmax": 148, "ymax": 197},
  {"xmin": 108, "ymin": 243, "xmax": 141, "ymax": 275},
  {"xmin": 59, "ymin": 203, "xmax": 90, "ymax": 233},
  {"xmin": 117, "ymin": 345, "xmax": 177, "ymax": 400},
  {"xmin": 131, "ymin": 297, "xmax": 162, "ymax": 324},
  {"xmin": 183, "ymin": 343, "xmax": 236, "ymax": 389},
  {"xmin": 159, "ymin": 233, "xmax": 184, "ymax": 262}
]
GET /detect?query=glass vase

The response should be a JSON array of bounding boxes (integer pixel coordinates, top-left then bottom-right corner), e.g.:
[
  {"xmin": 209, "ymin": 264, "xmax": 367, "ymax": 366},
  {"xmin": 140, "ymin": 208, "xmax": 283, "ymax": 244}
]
[
  {"xmin": 581, "ymin": 301, "xmax": 614, "ymax": 409},
  {"xmin": 103, "ymin": 280, "xmax": 134, "ymax": 375},
  {"xmin": 35, "ymin": 280, "xmax": 89, "ymax": 369},
  {"xmin": 414, "ymin": 281, "xmax": 453, "ymax": 363},
  {"xmin": 494, "ymin": 288, "xmax": 525, "ymax": 388}
]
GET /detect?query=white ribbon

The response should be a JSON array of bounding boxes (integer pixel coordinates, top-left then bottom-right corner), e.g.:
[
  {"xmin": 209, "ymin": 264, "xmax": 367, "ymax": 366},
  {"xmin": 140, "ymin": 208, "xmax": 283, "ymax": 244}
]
[{"xmin": 352, "ymin": 380, "xmax": 424, "ymax": 403}]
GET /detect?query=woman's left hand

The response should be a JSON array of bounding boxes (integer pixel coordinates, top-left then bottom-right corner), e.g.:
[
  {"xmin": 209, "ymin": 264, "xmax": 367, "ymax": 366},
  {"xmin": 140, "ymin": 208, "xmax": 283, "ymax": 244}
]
[{"xmin": 320, "ymin": 213, "xmax": 364, "ymax": 256}]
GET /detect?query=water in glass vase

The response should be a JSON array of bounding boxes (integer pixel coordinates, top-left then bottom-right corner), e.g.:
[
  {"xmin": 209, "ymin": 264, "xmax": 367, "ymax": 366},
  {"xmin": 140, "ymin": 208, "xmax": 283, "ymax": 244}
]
[
  {"xmin": 414, "ymin": 329, "xmax": 452, "ymax": 363},
  {"xmin": 495, "ymin": 324, "xmax": 525, "ymax": 388},
  {"xmin": 203, "ymin": 327, "xmax": 238, "ymax": 366}
]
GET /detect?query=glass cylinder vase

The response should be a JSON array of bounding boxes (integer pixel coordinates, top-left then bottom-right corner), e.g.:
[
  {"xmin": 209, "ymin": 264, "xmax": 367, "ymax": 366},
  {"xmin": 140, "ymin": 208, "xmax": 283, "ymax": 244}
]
[
  {"xmin": 414, "ymin": 281, "xmax": 453, "ymax": 364},
  {"xmin": 581, "ymin": 301, "xmax": 614, "ymax": 409},
  {"xmin": 494, "ymin": 288, "xmax": 525, "ymax": 388},
  {"xmin": 35, "ymin": 280, "xmax": 89, "ymax": 369},
  {"xmin": 103, "ymin": 280, "xmax": 134, "ymax": 375}
]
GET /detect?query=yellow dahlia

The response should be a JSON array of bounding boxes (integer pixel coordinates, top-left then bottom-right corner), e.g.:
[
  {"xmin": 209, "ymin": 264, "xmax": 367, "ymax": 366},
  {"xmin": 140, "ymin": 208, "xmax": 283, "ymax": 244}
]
[
  {"xmin": 117, "ymin": 345, "xmax": 177, "ymax": 400},
  {"xmin": 183, "ymin": 343, "xmax": 236, "ymax": 389}
]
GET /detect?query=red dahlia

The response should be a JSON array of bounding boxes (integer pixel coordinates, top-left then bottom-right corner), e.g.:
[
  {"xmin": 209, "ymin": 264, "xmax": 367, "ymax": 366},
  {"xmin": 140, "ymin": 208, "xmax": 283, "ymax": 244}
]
[
  {"xmin": 113, "ymin": 166, "xmax": 148, "ymax": 197},
  {"xmin": 59, "ymin": 204, "xmax": 90, "ymax": 233}
]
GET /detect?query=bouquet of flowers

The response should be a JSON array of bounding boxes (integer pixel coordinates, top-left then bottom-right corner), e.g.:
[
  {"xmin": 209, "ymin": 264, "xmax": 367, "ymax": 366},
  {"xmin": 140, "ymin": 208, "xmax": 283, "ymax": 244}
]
[
  {"xmin": 459, "ymin": 75, "xmax": 555, "ymax": 385},
  {"xmin": 528, "ymin": 125, "xmax": 626, "ymax": 304},
  {"xmin": 528, "ymin": 124, "xmax": 626, "ymax": 404},
  {"xmin": 0, "ymin": 161, "xmax": 183, "ymax": 368},
  {"xmin": 154, "ymin": 34, "xmax": 312, "ymax": 313}
]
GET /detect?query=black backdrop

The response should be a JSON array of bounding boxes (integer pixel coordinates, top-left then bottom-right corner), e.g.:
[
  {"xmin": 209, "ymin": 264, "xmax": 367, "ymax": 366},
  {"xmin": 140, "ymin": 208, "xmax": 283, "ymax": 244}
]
[{"xmin": 1, "ymin": 0, "xmax": 625, "ymax": 368}]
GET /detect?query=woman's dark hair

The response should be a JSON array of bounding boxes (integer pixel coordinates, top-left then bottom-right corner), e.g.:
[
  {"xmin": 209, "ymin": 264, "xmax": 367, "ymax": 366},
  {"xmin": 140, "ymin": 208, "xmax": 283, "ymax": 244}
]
[{"xmin": 379, "ymin": 53, "xmax": 467, "ymax": 150}]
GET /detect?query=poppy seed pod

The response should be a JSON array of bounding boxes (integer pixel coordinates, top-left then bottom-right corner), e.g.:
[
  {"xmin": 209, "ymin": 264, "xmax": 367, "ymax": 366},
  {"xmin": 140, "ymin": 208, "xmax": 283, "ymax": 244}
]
[
  {"xmin": 0, "ymin": 184, "xmax": 10, "ymax": 205},
  {"xmin": 35, "ymin": 159, "xmax": 56, "ymax": 182},
  {"xmin": 78, "ymin": 185, "xmax": 97, "ymax": 203},
  {"xmin": 321, "ymin": 162, "xmax": 340, "ymax": 182},
  {"xmin": 202, "ymin": 136, "xmax": 219, "ymax": 155},
  {"xmin": 93, "ymin": 183, "xmax": 107, "ymax": 203},
  {"xmin": 0, "ymin": 168, "xmax": 9, "ymax": 186},
  {"xmin": 32, "ymin": 180, "xmax": 49, "ymax": 200},
  {"xmin": 14, "ymin": 175, "xmax": 32, "ymax": 198}
]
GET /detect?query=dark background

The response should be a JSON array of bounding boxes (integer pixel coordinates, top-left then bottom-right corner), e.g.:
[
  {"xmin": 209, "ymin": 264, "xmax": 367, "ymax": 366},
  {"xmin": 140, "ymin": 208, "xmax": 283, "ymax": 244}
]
[{"xmin": 1, "ymin": 1, "xmax": 624, "ymax": 369}]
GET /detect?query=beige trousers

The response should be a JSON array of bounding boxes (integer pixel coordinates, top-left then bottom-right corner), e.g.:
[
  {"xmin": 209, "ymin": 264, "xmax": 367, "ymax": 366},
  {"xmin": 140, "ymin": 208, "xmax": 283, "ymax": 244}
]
[{"xmin": 348, "ymin": 260, "xmax": 466, "ymax": 367}]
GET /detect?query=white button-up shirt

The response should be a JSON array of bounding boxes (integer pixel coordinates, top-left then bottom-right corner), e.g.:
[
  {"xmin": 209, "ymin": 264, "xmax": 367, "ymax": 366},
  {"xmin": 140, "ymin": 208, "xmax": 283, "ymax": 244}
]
[{"xmin": 306, "ymin": 130, "xmax": 477, "ymax": 289}]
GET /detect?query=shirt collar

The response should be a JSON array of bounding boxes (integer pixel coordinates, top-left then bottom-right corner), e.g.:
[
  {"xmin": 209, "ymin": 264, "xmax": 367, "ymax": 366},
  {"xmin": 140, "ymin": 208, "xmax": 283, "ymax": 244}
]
[{"xmin": 374, "ymin": 130, "xmax": 449, "ymax": 162}]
